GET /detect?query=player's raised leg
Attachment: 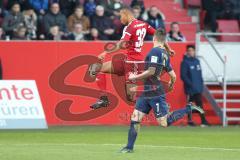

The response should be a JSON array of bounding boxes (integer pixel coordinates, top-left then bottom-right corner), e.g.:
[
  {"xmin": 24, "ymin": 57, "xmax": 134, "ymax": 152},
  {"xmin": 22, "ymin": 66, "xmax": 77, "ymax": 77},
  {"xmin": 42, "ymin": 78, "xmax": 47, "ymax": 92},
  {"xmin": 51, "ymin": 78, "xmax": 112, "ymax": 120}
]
[{"xmin": 89, "ymin": 61, "xmax": 114, "ymax": 109}]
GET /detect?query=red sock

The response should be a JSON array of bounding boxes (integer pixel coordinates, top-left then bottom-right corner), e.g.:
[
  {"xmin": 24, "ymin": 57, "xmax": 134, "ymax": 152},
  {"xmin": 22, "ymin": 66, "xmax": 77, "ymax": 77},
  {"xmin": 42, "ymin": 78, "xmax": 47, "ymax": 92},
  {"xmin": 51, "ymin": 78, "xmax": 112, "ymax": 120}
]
[{"xmin": 96, "ymin": 73, "xmax": 107, "ymax": 91}]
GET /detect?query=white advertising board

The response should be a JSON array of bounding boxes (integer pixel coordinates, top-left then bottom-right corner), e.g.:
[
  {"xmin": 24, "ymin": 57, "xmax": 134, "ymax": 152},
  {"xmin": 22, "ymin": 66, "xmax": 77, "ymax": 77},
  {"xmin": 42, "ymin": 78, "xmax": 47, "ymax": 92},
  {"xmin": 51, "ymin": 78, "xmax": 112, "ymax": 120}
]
[{"xmin": 0, "ymin": 80, "xmax": 48, "ymax": 129}]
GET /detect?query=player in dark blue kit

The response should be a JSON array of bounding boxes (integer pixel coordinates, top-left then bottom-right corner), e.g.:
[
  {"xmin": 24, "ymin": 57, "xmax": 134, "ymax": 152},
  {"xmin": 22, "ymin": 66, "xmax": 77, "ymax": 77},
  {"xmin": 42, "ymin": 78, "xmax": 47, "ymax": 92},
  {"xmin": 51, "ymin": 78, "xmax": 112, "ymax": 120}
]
[{"xmin": 120, "ymin": 29, "xmax": 204, "ymax": 153}]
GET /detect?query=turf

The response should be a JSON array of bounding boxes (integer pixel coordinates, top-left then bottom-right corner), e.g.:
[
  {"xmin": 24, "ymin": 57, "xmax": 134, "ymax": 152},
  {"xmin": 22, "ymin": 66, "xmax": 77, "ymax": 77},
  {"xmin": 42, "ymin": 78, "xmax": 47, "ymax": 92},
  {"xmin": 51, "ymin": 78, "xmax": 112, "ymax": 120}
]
[{"xmin": 0, "ymin": 126, "xmax": 240, "ymax": 160}]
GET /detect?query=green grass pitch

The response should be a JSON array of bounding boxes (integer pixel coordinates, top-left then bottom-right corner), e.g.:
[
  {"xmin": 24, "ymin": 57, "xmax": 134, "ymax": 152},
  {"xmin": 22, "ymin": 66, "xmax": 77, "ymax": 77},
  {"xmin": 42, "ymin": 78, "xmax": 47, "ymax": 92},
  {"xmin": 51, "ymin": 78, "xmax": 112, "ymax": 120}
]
[{"xmin": 0, "ymin": 126, "xmax": 240, "ymax": 160}]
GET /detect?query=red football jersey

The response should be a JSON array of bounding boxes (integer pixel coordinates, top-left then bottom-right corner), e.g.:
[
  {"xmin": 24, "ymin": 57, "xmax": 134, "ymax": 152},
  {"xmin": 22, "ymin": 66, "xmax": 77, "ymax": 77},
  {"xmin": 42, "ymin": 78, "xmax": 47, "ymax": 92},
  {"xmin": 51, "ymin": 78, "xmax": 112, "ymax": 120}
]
[{"xmin": 121, "ymin": 19, "xmax": 155, "ymax": 61}]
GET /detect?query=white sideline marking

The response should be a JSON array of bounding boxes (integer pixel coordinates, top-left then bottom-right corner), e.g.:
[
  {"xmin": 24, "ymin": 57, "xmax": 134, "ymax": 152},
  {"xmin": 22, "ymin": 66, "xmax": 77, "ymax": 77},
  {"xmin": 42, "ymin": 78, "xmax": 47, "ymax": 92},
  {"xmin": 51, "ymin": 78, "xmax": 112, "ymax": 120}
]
[{"xmin": 0, "ymin": 143, "xmax": 239, "ymax": 152}]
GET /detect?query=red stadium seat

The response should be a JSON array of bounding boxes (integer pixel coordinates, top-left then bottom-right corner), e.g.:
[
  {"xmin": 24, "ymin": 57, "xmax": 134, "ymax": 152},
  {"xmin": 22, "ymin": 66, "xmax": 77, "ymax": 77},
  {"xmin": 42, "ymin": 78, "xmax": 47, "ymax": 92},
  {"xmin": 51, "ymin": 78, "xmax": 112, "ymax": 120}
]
[
  {"xmin": 186, "ymin": 0, "xmax": 202, "ymax": 8},
  {"xmin": 217, "ymin": 20, "xmax": 240, "ymax": 42}
]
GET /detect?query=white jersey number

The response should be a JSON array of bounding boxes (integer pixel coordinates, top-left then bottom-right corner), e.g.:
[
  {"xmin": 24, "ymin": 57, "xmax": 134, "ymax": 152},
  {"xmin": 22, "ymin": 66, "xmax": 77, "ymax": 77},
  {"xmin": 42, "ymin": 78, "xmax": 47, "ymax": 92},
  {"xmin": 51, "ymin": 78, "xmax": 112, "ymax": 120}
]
[{"xmin": 135, "ymin": 28, "xmax": 146, "ymax": 48}]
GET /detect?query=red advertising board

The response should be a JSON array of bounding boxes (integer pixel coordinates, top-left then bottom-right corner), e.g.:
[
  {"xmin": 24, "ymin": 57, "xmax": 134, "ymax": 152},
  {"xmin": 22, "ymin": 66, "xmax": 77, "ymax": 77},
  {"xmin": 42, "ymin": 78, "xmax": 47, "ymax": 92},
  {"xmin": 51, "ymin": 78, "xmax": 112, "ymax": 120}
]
[{"xmin": 0, "ymin": 41, "xmax": 219, "ymax": 125}]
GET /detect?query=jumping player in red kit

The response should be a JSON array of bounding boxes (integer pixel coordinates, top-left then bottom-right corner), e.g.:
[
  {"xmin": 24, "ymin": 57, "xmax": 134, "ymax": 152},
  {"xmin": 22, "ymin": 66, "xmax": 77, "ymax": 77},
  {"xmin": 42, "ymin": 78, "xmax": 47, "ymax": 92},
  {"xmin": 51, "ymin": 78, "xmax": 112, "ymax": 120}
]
[{"xmin": 88, "ymin": 8, "xmax": 175, "ymax": 109}]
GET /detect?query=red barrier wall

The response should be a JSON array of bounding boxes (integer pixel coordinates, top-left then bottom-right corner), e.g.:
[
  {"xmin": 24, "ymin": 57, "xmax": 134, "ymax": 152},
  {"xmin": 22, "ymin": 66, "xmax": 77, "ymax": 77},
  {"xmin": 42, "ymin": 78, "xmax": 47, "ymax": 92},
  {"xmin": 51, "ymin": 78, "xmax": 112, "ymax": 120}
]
[{"xmin": 0, "ymin": 41, "xmax": 220, "ymax": 125}]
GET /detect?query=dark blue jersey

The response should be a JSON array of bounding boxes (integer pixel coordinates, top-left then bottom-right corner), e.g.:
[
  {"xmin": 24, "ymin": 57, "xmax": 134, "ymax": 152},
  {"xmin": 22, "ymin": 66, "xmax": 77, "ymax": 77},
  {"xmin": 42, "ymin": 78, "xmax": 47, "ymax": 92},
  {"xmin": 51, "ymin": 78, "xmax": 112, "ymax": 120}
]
[
  {"xmin": 143, "ymin": 47, "xmax": 173, "ymax": 97},
  {"xmin": 144, "ymin": 47, "xmax": 172, "ymax": 76}
]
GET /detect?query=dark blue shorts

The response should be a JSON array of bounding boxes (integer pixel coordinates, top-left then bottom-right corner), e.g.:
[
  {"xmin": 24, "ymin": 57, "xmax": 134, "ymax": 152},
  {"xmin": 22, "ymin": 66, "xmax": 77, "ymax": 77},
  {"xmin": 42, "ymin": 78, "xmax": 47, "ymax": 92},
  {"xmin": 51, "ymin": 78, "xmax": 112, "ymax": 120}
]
[{"xmin": 136, "ymin": 95, "xmax": 169, "ymax": 118}]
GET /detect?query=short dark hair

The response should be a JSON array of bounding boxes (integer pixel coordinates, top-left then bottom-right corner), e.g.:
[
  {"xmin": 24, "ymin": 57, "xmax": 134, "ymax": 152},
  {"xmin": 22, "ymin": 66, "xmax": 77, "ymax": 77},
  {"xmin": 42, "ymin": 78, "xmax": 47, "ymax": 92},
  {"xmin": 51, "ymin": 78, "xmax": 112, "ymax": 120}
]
[
  {"xmin": 154, "ymin": 28, "xmax": 166, "ymax": 42},
  {"xmin": 171, "ymin": 22, "xmax": 179, "ymax": 27},
  {"xmin": 11, "ymin": 2, "xmax": 20, "ymax": 9},
  {"xmin": 75, "ymin": 5, "xmax": 84, "ymax": 11},
  {"xmin": 186, "ymin": 44, "xmax": 195, "ymax": 50},
  {"xmin": 132, "ymin": 5, "xmax": 141, "ymax": 11}
]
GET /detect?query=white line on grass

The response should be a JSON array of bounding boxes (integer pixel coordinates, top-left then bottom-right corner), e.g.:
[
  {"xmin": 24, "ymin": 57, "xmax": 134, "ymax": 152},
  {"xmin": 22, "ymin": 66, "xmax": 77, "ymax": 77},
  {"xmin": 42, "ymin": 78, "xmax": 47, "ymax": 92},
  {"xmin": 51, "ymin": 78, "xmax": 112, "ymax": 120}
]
[{"xmin": 0, "ymin": 143, "xmax": 239, "ymax": 152}]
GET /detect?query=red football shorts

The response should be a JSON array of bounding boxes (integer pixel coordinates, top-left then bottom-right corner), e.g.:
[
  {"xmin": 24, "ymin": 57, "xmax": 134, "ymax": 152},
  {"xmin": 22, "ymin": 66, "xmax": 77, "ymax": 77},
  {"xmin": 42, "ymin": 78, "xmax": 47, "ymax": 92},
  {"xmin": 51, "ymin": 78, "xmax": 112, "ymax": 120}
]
[{"xmin": 112, "ymin": 54, "xmax": 144, "ymax": 77}]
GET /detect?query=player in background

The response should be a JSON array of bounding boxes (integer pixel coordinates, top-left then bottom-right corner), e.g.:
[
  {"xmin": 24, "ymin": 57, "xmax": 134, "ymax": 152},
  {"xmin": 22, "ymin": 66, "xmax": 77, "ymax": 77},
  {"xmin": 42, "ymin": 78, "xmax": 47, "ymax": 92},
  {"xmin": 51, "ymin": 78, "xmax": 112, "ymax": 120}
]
[
  {"xmin": 89, "ymin": 8, "xmax": 175, "ymax": 109},
  {"xmin": 120, "ymin": 29, "xmax": 204, "ymax": 153}
]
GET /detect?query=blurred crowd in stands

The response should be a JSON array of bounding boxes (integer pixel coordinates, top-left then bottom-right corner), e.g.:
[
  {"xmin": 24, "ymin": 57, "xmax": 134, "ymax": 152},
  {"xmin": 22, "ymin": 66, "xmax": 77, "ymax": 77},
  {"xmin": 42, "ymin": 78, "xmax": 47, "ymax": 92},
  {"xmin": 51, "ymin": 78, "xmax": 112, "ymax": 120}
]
[
  {"xmin": 2, "ymin": 0, "xmax": 238, "ymax": 41},
  {"xmin": 0, "ymin": 0, "xmax": 153, "ymax": 41},
  {"xmin": 0, "ymin": 0, "xmax": 187, "ymax": 41},
  {"xmin": 202, "ymin": 0, "xmax": 240, "ymax": 32}
]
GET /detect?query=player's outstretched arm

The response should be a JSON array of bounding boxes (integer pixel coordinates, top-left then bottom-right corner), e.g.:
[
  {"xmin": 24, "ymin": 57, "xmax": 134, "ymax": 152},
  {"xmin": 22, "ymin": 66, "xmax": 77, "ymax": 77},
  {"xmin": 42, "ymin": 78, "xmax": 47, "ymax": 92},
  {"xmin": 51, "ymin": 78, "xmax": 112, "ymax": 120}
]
[
  {"xmin": 129, "ymin": 67, "xmax": 156, "ymax": 81},
  {"xmin": 98, "ymin": 40, "xmax": 124, "ymax": 60}
]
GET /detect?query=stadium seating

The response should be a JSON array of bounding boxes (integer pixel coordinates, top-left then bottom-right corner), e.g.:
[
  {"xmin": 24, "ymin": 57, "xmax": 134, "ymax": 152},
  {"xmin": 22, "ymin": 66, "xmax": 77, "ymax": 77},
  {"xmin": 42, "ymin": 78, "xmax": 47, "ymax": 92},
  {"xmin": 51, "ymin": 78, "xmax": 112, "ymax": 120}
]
[
  {"xmin": 217, "ymin": 20, "xmax": 240, "ymax": 42},
  {"xmin": 144, "ymin": 0, "xmax": 197, "ymax": 41},
  {"xmin": 184, "ymin": 0, "xmax": 202, "ymax": 8}
]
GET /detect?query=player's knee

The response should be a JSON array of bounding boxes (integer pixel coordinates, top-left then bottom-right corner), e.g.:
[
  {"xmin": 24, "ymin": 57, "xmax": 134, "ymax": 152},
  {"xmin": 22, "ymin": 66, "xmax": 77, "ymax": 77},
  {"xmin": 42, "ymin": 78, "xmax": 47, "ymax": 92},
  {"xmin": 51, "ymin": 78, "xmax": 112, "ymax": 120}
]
[
  {"xmin": 157, "ymin": 116, "xmax": 168, "ymax": 128},
  {"xmin": 89, "ymin": 63, "xmax": 102, "ymax": 76},
  {"xmin": 131, "ymin": 113, "xmax": 140, "ymax": 122},
  {"xmin": 131, "ymin": 110, "xmax": 143, "ymax": 122}
]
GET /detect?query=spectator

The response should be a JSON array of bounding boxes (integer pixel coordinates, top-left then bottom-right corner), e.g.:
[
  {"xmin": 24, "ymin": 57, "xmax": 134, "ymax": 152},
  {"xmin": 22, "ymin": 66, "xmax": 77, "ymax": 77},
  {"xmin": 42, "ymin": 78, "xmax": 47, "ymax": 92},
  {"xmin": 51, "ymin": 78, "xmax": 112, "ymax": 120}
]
[
  {"xmin": 84, "ymin": 0, "xmax": 97, "ymax": 17},
  {"xmin": 145, "ymin": 6, "xmax": 165, "ymax": 30},
  {"xmin": 28, "ymin": 0, "xmax": 48, "ymax": 38},
  {"xmin": 67, "ymin": 23, "xmax": 86, "ymax": 41},
  {"xmin": 0, "ymin": 27, "xmax": 6, "ymax": 40},
  {"xmin": 2, "ymin": 3, "xmax": 25, "ymax": 38},
  {"xmin": 67, "ymin": 5, "xmax": 90, "ymax": 34},
  {"xmin": 144, "ymin": 6, "xmax": 165, "ymax": 41},
  {"xmin": 12, "ymin": 26, "xmax": 28, "ymax": 40},
  {"xmin": 232, "ymin": 0, "xmax": 240, "ymax": 20},
  {"xmin": 167, "ymin": 22, "xmax": 186, "ymax": 42},
  {"xmin": 7, "ymin": 0, "xmax": 31, "ymax": 11},
  {"xmin": 202, "ymin": 0, "xmax": 240, "ymax": 31},
  {"xmin": 28, "ymin": 0, "xmax": 48, "ymax": 16},
  {"xmin": 0, "ymin": 0, "xmax": 7, "ymax": 17},
  {"xmin": 96, "ymin": 0, "xmax": 109, "ymax": 8},
  {"xmin": 22, "ymin": 5, "xmax": 37, "ymax": 39},
  {"xmin": 46, "ymin": 25, "xmax": 64, "ymax": 40},
  {"xmin": 91, "ymin": 5, "xmax": 115, "ymax": 40},
  {"xmin": 180, "ymin": 45, "xmax": 210, "ymax": 127},
  {"xmin": 202, "ymin": 0, "xmax": 222, "ymax": 32},
  {"xmin": 43, "ymin": 3, "xmax": 67, "ymax": 34},
  {"xmin": 58, "ymin": 0, "xmax": 81, "ymax": 17},
  {"xmin": 132, "ymin": 5, "xmax": 142, "ymax": 20},
  {"xmin": 86, "ymin": 28, "xmax": 100, "ymax": 40},
  {"xmin": 218, "ymin": 0, "xmax": 235, "ymax": 20},
  {"xmin": 106, "ymin": 0, "xmax": 124, "ymax": 18},
  {"xmin": 130, "ymin": 0, "xmax": 145, "ymax": 15},
  {"xmin": 103, "ymin": 0, "xmax": 124, "ymax": 38}
]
